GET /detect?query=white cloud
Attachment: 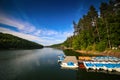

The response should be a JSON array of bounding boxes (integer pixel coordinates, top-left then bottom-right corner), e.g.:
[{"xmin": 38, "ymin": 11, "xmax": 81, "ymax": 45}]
[
  {"xmin": 0, "ymin": 27, "xmax": 73, "ymax": 46},
  {"xmin": 0, "ymin": 13, "xmax": 73, "ymax": 46},
  {"xmin": 34, "ymin": 29, "xmax": 58, "ymax": 36},
  {"xmin": 34, "ymin": 30, "xmax": 42, "ymax": 36},
  {"xmin": 63, "ymin": 31, "xmax": 73, "ymax": 37},
  {"xmin": 0, "ymin": 14, "xmax": 36, "ymax": 33},
  {"xmin": 43, "ymin": 29, "xmax": 58, "ymax": 35},
  {"xmin": 0, "ymin": 14, "xmax": 60, "ymax": 36}
]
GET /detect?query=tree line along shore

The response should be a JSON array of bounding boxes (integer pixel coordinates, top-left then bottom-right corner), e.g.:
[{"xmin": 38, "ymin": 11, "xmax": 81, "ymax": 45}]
[
  {"xmin": 51, "ymin": 0, "xmax": 120, "ymax": 58},
  {"xmin": 0, "ymin": 33, "xmax": 43, "ymax": 50}
]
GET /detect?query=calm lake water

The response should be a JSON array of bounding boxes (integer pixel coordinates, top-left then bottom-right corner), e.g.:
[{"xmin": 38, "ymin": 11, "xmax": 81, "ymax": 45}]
[{"xmin": 0, "ymin": 48, "xmax": 120, "ymax": 80}]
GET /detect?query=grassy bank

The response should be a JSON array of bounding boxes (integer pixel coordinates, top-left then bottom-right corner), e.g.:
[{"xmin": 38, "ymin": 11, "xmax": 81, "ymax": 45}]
[
  {"xmin": 62, "ymin": 47, "xmax": 120, "ymax": 58},
  {"xmin": 75, "ymin": 49, "xmax": 120, "ymax": 58},
  {"xmin": 63, "ymin": 49, "xmax": 100, "ymax": 59},
  {"xmin": 50, "ymin": 44, "xmax": 120, "ymax": 58}
]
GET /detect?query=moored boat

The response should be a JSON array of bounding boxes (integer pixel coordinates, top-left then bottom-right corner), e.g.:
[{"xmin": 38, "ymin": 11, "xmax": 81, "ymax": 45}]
[{"xmin": 58, "ymin": 55, "xmax": 65, "ymax": 62}]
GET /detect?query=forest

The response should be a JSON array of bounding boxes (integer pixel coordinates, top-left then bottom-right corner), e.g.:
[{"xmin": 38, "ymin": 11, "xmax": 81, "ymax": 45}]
[
  {"xmin": 0, "ymin": 33, "xmax": 43, "ymax": 49},
  {"xmin": 63, "ymin": 0, "xmax": 120, "ymax": 51}
]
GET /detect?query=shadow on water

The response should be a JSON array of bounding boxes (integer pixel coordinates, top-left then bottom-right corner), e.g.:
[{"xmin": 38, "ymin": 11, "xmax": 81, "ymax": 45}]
[{"xmin": 76, "ymin": 69, "xmax": 120, "ymax": 80}]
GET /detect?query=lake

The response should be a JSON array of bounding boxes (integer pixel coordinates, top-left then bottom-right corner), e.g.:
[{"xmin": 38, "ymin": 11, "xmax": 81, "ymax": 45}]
[{"xmin": 0, "ymin": 48, "xmax": 119, "ymax": 80}]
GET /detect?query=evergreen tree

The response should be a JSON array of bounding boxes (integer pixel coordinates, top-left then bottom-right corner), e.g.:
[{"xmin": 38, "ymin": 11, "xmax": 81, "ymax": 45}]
[{"xmin": 63, "ymin": 0, "xmax": 120, "ymax": 51}]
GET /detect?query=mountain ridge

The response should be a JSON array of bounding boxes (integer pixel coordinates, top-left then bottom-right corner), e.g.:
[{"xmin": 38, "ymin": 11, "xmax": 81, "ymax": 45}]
[{"xmin": 0, "ymin": 32, "xmax": 43, "ymax": 49}]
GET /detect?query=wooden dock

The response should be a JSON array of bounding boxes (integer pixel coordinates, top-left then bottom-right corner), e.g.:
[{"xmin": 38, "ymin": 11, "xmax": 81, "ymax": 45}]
[
  {"xmin": 61, "ymin": 56, "xmax": 78, "ymax": 68},
  {"xmin": 62, "ymin": 56, "xmax": 78, "ymax": 63}
]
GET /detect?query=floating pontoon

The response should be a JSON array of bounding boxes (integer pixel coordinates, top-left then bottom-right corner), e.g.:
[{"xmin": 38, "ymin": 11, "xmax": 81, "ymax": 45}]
[{"xmin": 60, "ymin": 56, "xmax": 78, "ymax": 68}]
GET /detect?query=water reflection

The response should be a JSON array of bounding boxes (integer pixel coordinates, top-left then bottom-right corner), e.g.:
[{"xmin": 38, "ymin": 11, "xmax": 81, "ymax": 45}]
[
  {"xmin": 0, "ymin": 48, "xmax": 63, "ymax": 80},
  {"xmin": 0, "ymin": 48, "xmax": 119, "ymax": 80}
]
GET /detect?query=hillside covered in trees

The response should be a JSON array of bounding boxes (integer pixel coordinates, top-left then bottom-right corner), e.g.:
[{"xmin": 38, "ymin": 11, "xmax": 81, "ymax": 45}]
[
  {"xmin": 0, "ymin": 33, "xmax": 43, "ymax": 49},
  {"xmin": 63, "ymin": 0, "xmax": 120, "ymax": 52}
]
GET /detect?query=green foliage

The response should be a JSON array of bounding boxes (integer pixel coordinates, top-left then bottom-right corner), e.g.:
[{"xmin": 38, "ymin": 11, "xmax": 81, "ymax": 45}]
[
  {"xmin": 86, "ymin": 45, "xmax": 93, "ymax": 51},
  {"xmin": 0, "ymin": 33, "xmax": 43, "ymax": 49},
  {"xmin": 72, "ymin": 35, "xmax": 81, "ymax": 50},
  {"xmin": 63, "ymin": 36, "xmax": 73, "ymax": 48},
  {"xmin": 95, "ymin": 41, "xmax": 107, "ymax": 52},
  {"xmin": 63, "ymin": 0, "xmax": 120, "ymax": 52}
]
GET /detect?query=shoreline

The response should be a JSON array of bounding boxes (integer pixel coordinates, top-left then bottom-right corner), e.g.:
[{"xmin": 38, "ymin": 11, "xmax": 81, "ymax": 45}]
[
  {"xmin": 63, "ymin": 48, "xmax": 120, "ymax": 58},
  {"xmin": 75, "ymin": 50, "xmax": 120, "ymax": 58}
]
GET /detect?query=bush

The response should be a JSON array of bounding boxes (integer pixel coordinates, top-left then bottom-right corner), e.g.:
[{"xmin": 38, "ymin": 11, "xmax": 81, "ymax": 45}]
[
  {"xmin": 86, "ymin": 45, "xmax": 93, "ymax": 51},
  {"xmin": 95, "ymin": 41, "xmax": 106, "ymax": 52}
]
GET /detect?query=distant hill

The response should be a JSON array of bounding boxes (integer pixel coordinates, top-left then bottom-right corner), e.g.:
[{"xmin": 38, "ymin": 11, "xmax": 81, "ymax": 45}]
[
  {"xmin": 0, "ymin": 32, "xmax": 43, "ymax": 49},
  {"xmin": 50, "ymin": 43, "xmax": 62, "ymax": 47},
  {"xmin": 50, "ymin": 43, "xmax": 65, "ymax": 49}
]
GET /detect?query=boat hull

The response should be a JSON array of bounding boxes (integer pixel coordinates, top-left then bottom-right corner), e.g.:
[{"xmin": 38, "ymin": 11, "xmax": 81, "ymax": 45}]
[{"xmin": 61, "ymin": 63, "xmax": 78, "ymax": 68}]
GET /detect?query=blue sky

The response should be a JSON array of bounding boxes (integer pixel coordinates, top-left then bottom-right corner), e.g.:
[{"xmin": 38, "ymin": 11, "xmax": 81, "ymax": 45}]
[{"xmin": 0, "ymin": 0, "xmax": 108, "ymax": 46}]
